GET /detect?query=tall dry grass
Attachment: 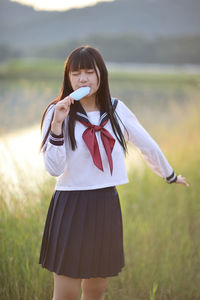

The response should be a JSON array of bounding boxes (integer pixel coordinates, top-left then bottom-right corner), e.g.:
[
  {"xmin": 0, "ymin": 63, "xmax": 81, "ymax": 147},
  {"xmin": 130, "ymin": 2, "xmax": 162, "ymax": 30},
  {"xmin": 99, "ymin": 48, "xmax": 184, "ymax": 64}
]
[{"xmin": 0, "ymin": 96, "xmax": 199, "ymax": 299}]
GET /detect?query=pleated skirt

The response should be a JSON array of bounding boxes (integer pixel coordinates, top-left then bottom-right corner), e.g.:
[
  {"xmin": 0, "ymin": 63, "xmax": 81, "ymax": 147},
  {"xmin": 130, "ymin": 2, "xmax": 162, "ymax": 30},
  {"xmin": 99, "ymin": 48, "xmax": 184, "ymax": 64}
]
[{"xmin": 39, "ymin": 186, "xmax": 125, "ymax": 279}]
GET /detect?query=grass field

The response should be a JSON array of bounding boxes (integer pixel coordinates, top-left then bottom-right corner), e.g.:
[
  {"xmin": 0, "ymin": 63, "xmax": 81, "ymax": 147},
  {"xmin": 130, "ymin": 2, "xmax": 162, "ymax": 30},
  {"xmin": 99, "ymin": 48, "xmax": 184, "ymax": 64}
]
[
  {"xmin": 0, "ymin": 60, "xmax": 200, "ymax": 299},
  {"xmin": 0, "ymin": 59, "xmax": 200, "ymax": 134}
]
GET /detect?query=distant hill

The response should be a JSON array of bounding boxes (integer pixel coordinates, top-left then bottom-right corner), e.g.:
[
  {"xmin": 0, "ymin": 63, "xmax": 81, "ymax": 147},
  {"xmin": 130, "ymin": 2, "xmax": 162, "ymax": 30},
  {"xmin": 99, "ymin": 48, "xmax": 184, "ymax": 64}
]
[
  {"xmin": 33, "ymin": 34, "xmax": 200, "ymax": 64},
  {"xmin": 0, "ymin": 0, "xmax": 200, "ymax": 64},
  {"xmin": 0, "ymin": 0, "xmax": 200, "ymax": 52}
]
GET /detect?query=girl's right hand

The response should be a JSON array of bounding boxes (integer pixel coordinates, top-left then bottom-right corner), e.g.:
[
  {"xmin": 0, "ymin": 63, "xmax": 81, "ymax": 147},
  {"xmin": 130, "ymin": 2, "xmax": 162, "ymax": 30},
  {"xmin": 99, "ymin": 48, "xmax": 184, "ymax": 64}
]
[
  {"xmin": 52, "ymin": 96, "xmax": 74, "ymax": 124},
  {"xmin": 51, "ymin": 96, "xmax": 74, "ymax": 135}
]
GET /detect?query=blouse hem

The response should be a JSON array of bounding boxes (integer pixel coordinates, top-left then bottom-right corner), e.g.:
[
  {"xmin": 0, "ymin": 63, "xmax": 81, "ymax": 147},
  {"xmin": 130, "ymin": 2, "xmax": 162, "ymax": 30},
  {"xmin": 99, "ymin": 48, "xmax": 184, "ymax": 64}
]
[{"xmin": 54, "ymin": 179, "xmax": 129, "ymax": 191}]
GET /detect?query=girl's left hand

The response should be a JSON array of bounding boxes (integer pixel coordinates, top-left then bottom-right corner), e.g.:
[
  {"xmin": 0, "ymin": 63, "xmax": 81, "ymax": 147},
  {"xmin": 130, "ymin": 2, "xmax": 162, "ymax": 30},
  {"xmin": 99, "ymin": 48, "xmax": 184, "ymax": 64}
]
[{"xmin": 175, "ymin": 175, "xmax": 189, "ymax": 187}]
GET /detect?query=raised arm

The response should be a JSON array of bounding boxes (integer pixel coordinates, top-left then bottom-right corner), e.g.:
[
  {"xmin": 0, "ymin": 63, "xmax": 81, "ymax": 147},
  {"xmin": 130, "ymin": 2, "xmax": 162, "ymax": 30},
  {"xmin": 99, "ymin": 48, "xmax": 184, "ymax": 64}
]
[{"xmin": 41, "ymin": 104, "xmax": 67, "ymax": 177}]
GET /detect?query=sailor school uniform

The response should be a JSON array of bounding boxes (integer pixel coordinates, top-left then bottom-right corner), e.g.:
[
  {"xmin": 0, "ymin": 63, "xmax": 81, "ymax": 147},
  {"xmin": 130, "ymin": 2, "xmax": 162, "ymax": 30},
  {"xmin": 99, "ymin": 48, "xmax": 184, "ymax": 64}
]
[
  {"xmin": 42, "ymin": 98, "xmax": 177, "ymax": 188},
  {"xmin": 39, "ymin": 98, "xmax": 177, "ymax": 278}
]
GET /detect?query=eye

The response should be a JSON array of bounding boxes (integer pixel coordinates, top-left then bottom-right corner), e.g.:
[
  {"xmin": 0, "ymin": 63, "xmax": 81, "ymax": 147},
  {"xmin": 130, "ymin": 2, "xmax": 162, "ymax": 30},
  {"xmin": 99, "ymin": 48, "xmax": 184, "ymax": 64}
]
[
  {"xmin": 87, "ymin": 69, "xmax": 94, "ymax": 73},
  {"xmin": 71, "ymin": 71, "xmax": 80, "ymax": 76}
]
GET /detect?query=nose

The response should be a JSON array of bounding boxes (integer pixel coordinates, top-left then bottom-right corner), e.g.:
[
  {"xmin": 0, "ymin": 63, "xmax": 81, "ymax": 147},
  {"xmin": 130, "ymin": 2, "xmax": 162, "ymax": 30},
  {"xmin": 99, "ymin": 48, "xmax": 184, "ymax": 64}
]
[{"xmin": 79, "ymin": 71, "xmax": 87, "ymax": 82}]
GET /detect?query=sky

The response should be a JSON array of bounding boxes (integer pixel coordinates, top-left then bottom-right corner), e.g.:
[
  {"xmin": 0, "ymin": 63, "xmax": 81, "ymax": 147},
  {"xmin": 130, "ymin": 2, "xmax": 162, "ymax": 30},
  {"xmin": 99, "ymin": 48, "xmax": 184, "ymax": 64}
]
[{"xmin": 11, "ymin": 0, "xmax": 115, "ymax": 11}]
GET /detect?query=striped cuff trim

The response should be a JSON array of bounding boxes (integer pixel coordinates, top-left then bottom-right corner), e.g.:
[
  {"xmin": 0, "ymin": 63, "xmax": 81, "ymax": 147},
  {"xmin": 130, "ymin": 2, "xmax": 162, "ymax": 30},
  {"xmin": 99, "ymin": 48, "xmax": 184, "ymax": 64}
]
[
  {"xmin": 49, "ymin": 130, "xmax": 64, "ymax": 146},
  {"xmin": 50, "ymin": 130, "xmax": 64, "ymax": 138},
  {"xmin": 166, "ymin": 171, "xmax": 177, "ymax": 184}
]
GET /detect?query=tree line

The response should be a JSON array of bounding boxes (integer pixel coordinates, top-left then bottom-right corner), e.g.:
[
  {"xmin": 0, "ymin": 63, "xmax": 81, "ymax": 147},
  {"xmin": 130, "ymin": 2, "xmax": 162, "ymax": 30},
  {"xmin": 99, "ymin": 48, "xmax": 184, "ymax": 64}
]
[{"xmin": 1, "ymin": 34, "xmax": 200, "ymax": 64}]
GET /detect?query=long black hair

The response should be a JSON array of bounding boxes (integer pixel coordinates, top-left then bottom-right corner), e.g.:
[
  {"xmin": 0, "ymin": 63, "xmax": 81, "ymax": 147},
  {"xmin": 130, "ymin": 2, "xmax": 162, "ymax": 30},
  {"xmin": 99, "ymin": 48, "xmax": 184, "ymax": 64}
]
[{"xmin": 40, "ymin": 45, "xmax": 127, "ymax": 152}]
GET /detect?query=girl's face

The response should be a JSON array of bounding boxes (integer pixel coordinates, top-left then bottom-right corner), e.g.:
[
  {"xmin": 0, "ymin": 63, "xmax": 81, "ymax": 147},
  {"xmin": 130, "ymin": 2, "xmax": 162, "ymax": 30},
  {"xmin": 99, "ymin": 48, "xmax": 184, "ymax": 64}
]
[{"xmin": 69, "ymin": 66, "xmax": 100, "ymax": 98}]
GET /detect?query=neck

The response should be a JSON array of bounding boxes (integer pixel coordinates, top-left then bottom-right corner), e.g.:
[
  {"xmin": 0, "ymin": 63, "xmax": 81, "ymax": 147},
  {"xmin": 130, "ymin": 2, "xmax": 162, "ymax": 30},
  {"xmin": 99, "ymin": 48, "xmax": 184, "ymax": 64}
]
[{"xmin": 80, "ymin": 95, "xmax": 100, "ymax": 112}]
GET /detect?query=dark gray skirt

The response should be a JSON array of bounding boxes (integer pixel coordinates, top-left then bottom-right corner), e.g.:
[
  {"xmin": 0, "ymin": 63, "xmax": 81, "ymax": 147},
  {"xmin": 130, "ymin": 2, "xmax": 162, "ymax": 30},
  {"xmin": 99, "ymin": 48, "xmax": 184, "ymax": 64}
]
[{"xmin": 39, "ymin": 186, "xmax": 125, "ymax": 278}]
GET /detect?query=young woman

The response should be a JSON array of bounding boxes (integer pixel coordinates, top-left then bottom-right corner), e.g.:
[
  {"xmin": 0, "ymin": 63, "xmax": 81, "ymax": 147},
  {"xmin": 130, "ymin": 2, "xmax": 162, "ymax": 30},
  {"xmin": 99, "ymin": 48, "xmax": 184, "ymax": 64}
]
[{"xmin": 39, "ymin": 46, "xmax": 189, "ymax": 300}]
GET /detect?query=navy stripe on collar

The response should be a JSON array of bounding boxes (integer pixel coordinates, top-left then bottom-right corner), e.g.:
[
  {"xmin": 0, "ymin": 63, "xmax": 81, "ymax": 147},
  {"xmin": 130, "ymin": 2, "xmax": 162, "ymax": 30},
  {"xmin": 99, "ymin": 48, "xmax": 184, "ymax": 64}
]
[{"xmin": 76, "ymin": 98, "xmax": 118, "ymax": 125}]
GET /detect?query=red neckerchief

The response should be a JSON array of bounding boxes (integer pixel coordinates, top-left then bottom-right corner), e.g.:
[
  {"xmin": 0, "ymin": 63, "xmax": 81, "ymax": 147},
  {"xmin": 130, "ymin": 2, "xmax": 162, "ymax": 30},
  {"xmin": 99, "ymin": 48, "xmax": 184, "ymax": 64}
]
[{"xmin": 76, "ymin": 99, "xmax": 118, "ymax": 175}]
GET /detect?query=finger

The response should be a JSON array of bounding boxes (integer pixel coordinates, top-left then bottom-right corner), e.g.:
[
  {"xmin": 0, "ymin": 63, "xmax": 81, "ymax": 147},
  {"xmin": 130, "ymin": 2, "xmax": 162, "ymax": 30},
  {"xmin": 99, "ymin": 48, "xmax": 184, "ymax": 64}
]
[
  {"xmin": 180, "ymin": 180, "xmax": 189, "ymax": 187},
  {"xmin": 65, "ymin": 96, "xmax": 74, "ymax": 106},
  {"xmin": 183, "ymin": 179, "xmax": 189, "ymax": 186},
  {"xmin": 61, "ymin": 96, "xmax": 71, "ymax": 104},
  {"xmin": 69, "ymin": 96, "xmax": 75, "ymax": 104},
  {"xmin": 68, "ymin": 97, "xmax": 74, "ymax": 105},
  {"xmin": 181, "ymin": 179, "xmax": 188, "ymax": 185},
  {"xmin": 176, "ymin": 178, "xmax": 189, "ymax": 187},
  {"xmin": 57, "ymin": 98, "xmax": 72, "ymax": 109}
]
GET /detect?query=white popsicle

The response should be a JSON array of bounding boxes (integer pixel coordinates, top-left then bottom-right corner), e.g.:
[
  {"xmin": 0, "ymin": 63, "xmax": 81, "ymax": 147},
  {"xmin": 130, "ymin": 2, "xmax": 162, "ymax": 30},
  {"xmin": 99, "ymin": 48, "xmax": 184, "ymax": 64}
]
[{"xmin": 70, "ymin": 87, "xmax": 90, "ymax": 101}]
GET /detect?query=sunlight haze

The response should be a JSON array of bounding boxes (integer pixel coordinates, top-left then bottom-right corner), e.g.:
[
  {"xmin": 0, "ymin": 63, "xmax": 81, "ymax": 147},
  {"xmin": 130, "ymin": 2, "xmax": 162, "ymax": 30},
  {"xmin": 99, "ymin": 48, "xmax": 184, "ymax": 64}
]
[{"xmin": 11, "ymin": 0, "xmax": 115, "ymax": 11}]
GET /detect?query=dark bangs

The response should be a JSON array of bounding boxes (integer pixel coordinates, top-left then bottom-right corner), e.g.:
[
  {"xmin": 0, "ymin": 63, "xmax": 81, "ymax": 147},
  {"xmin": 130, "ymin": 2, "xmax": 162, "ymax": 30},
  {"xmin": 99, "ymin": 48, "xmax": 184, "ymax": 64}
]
[{"xmin": 67, "ymin": 48, "xmax": 99, "ymax": 80}]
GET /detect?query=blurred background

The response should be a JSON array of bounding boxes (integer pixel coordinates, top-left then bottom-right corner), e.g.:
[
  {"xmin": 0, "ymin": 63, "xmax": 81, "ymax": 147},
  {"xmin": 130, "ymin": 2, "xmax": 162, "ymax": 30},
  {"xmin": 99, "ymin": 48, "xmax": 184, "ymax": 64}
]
[{"xmin": 0, "ymin": 0, "xmax": 200, "ymax": 299}]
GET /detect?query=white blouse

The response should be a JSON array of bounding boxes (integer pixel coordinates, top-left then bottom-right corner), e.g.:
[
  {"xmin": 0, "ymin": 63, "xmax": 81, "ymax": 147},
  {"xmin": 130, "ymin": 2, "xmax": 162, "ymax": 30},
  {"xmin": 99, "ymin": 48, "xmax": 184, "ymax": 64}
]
[{"xmin": 41, "ymin": 99, "xmax": 177, "ymax": 190}]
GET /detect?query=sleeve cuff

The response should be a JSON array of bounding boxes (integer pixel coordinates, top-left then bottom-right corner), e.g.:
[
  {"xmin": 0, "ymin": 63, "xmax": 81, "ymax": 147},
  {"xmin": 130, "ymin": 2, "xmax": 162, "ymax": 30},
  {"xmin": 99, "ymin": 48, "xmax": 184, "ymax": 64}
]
[
  {"xmin": 49, "ymin": 130, "xmax": 64, "ymax": 146},
  {"xmin": 166, "ymin": 171, "xmax": 177, "ymax": 184}
]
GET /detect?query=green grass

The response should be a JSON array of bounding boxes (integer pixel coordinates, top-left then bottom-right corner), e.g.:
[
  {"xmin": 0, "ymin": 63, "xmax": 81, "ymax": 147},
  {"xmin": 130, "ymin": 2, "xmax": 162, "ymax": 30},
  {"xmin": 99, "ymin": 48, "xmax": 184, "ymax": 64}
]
[
  {"xmin": 0, "ymin": 62, "xmax": 199, "ymax": 299},
  {"xmin": 1, "ymin": 59, "xmax": 200, "ymax": 135},
  {"xmin": 0, "ymin": 94, "xmax": 199, "ymax": 299},
  {"xmin": 0, "ymin": 59, "xmax": 64, "ymax": 80},
  {"xmin": 109, "ymin": 70, "xmax": 200, "ymax": 84},
  {"xmin": 1, "ymin": 58, "xmax": 200, "ymax": 83}
]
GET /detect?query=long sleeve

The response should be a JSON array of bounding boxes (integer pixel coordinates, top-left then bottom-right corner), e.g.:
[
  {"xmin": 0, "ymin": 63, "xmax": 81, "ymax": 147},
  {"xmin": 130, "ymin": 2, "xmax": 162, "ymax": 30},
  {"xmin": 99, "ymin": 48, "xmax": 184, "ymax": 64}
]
[
  {"xmin": 118, "ymin": 100, "xmax": 177, "ymax": 183},
  {"xmin": 41, "ymin": 105, "xmax": 67, "ymax": 177}
]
